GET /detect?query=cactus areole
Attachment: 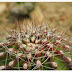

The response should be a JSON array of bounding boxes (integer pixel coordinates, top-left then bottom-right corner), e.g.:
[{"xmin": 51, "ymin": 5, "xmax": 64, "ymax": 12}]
[{"xmin": 0, "ymin": 22, "xmax": 72, "ymax": 70}]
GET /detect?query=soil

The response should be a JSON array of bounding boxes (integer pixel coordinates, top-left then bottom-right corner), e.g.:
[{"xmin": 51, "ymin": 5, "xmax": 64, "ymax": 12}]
[{"xmin": 0, "ymin": 2, "xmax": 72, "ymax": 42}]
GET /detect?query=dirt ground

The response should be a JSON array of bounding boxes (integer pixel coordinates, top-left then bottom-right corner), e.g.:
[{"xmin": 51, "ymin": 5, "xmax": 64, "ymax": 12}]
[
  {"xmin": 0, "ymin": 2, "xmax": 72, "ymax": 42},
  {"xmin": 39, "ymin": 2, "xmax": 72, "ymax": 42}
]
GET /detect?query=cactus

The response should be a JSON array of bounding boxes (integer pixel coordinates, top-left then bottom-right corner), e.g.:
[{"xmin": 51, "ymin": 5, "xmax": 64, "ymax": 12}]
[
  {"xmin": 10, "ymin": 2, "xmax": 36, "ymax": 16},
  {"xmin": 0, "ymin": 22, "xmax": 72, "ymax": 70}
]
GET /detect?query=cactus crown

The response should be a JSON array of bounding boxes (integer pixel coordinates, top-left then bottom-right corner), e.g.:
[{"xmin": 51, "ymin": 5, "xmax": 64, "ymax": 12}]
[{"xmin": 0, "ymin": 22, "xmax": 72, "ymax": 70}]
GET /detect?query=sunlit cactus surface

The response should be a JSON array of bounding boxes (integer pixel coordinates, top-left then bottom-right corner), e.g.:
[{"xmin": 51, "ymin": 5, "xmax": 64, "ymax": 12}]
[{"xmin": 0, "ymin": 22, "xmax": 72, "ymax": 70}]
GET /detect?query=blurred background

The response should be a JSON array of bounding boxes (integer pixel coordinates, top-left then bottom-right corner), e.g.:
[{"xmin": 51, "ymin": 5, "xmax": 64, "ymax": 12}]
[{"xmin": 0, "ymin": 2, "xmax": 72, "ymax": 42}]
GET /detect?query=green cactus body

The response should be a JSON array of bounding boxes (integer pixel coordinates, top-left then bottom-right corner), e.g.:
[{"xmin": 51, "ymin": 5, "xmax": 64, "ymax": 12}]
[{"xmin": 0, "ymin": 23, "xmax": 72, "ymax": 70}]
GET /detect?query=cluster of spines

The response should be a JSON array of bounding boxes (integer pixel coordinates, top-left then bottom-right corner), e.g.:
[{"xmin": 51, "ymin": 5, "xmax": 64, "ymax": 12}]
[{"xmin": 0, "ymin": 23, "xmax": 72, "ymax": 70}]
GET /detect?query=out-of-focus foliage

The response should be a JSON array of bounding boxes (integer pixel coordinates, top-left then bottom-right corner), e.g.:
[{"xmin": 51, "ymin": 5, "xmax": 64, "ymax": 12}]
[{"xmin": 10, "ymin": 2, "xmax": 36, "ymax": 15}]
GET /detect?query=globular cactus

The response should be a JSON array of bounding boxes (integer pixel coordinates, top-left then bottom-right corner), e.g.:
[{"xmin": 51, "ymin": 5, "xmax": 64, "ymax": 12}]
[{"xmin": 0, "ymin": 22, "xmax": 72, "ymax": 70}]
